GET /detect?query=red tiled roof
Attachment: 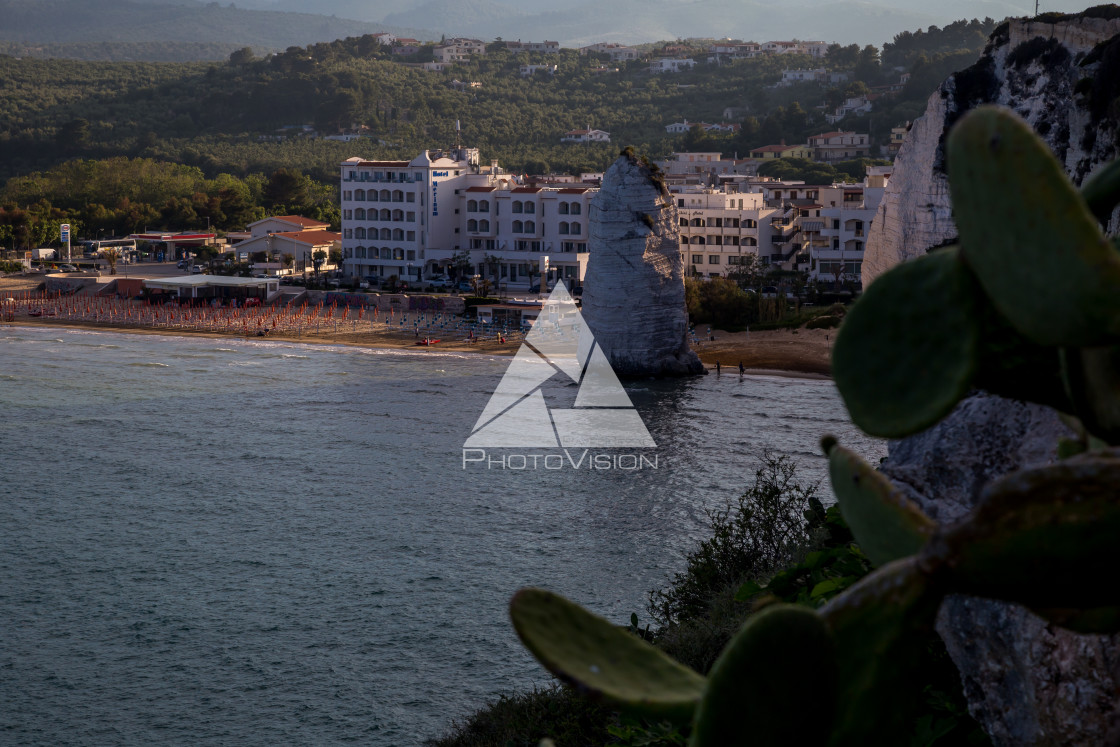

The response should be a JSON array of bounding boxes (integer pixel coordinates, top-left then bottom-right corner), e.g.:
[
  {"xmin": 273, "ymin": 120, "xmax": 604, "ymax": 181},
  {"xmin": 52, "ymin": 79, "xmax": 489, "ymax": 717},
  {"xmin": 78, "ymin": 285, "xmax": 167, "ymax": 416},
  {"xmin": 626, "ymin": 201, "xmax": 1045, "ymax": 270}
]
[
  {"xmin": 558, "ymin": 187, "xmax": 592, "ymax": 193},
  {"xmin": 465, "ymin": 186, "xmax": 496, "ymax": 192},
  {"xmin": 274, "ymin": 231, "xmax": 342, "ymax": 244},
  {"xmin": 269, "ymin": 215, "xmax": 329, "ymax": 228},
  {"xmin": 511, "ymin": 186, "xmax": 542, "ymax": 193},
  {"xmin": 355, "ymin": 160, "xmax": 410, "ymax": 167}
]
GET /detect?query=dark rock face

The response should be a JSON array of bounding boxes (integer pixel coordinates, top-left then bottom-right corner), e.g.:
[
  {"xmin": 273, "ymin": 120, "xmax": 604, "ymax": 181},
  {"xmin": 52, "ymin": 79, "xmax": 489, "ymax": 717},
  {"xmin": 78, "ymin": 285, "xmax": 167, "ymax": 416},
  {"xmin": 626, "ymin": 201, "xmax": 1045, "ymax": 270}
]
[
  {"xmin": 581, "ymin": 155, "xmax": 704, "ymax": 377},
  {"xmin": 881, "ymin": 393, "xmax": 1120, "ymax": 745}
]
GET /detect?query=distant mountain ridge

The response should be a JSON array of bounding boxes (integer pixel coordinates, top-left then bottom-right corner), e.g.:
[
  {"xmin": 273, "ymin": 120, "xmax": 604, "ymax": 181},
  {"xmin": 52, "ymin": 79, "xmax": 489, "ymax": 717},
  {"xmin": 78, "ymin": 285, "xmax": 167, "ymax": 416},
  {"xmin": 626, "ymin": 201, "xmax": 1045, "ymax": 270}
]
[
  {"xmin": 0, "ymin": 0, "xmax": 1096, "ymax": 52},
  {"xmin": 0, "ymin": 0, "xmax": 436, "ymax": 49}
]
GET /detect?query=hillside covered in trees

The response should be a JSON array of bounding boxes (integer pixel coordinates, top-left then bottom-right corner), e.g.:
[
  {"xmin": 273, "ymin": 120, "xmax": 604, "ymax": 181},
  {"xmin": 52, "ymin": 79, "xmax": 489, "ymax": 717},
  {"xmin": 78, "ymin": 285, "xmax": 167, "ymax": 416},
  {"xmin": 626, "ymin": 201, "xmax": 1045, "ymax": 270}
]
[{"xmin": 0, "ymin": 19, "xmax": 996, "ymax": 248}]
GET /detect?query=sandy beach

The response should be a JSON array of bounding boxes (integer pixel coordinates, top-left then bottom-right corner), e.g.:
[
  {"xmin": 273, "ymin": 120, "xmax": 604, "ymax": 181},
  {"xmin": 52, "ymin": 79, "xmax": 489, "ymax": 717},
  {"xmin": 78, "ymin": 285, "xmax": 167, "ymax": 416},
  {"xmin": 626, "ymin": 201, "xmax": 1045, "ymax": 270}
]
[{"xmin": 2, "ymin": 276, "xmax": 833, "ymax": 376}]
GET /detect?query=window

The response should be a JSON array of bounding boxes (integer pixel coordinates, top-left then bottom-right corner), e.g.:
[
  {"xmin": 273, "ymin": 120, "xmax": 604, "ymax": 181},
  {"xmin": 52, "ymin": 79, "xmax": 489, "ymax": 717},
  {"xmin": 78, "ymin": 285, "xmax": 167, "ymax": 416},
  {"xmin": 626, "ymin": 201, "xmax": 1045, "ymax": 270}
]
[
  {"xmin": 692, "ymin": 236, "xmax": 705, "ymax": 245},
  {"xmin": 344, "ymin": 229, "xmax": 352, "ymax": 239},
  {"xmin": 559, "ymin": 222, "xmax": 570, "ymax": 235},
  {"xmin": 691, "ymin": 254, "xmax": 702, "ymax": 264},
  {"xmin": 744, "ymin": 219, "xmax": 756, "ymax": 228},
  {"xmin": 512, "ymin": 220, "xmax": 523, "ymax": 233},
  {"xmin": 833, "ymin": 219, "xmax": 840, "ymax": 229},
  {"xmin": 524, "ymin": 220, "xmax": 535, "ymax": 233},
  {"xmin": 393, "ymin": 229, "xmax": 404, "ymax": 241},
  {"xmin": 355, "ymin": 227, "xmax": 366, "ymax": 239},
  {"xmin": 380, "ymin": 190, "xmax": 391, "ymax": 202},
  {"xmin": 353, "ymin": 208, "xmax": 364, "ymax": 220},
  {"xmin": 570, "ymin": 222, "xmax": 581, "ymax": 235},
  {"xmin": 344, "ymin": 209, "xmax": 353, "ymax": 220},
  {"xmin": 407, "ymin": 212, "xmax": 415, "ymax": 221},
  {"xmin": 570, "ymin": 203, "xmax": 581, "ymax": 215},
  {"xmin": 468, "ymin": 219, "xmax": 478, "ymax": 231},
  {"xmin": 406, "ymin": 250, "xmax": 416, "ymax": 260},
  {"xmin": 480, "ymin": 200, "xmax": 490, "ymax": 213},
  {"xmin": 714, "ymin": 218, "xmax": 723, "ymax": 228},
  {"xmin": 709, "ymin": 255, "xmax": 720, "ymax": 264},
  {"xmin": 380, "ymin": 209, "xmax": 391, "ymax": 221},
  {"xmin": 678, "ymin": 199, "xmax": 685, "ymax": 207},
  {"xmin": 479, "ymin": 219, "xmax": 490, "ymax": 232},
  {"xmin": 690, "ymin": 217, "xmax": 704, "ymax": 227},
  {"xmin": 407, "ymin": 193, "xmax": 415, "ymax": 203},
  {"xmin": 369, "ymin": 191, "xmax": 379, "ymax": 202},
  {"xmin": 355, "ymin": 189, "xmax": 366, "ymax": 201},
  {"xmin": 468, "ymin": 200, "xmax": 478, "ymax": 212},
  {"xmin": 392, "ymin": 210, "xmax": 403, "ymax": 221},
  {"xmin": 679, "ymin": 218, "xmax": 688, "ymax": 227},
  {"xmin": 559, "ymin": 202, "xmax": 569, "ymax": 215},
  {"xmin": 512, "ymin": 201, "xmax": 523, "ymax": 214},
  {"xmin": 407, "ymin": 231, "xmax": 415, "ymax": 241},
  {"xmin": 712, "ymin": 236, "xmax": 722, "ymax": 245},
  {"xmin": 525, "ymin": 202, "xmax": 535, "ymax": 214},
  {"xmin": 343, "ymin": 191, "xmax": 353, "ymax": 201},
  {"xmin": 393, "ymin": 190, "xmax": 404, "ymax": 202},
  {"xmin": 380, "ymin": 228, "xmax": 391, "ymax": 240}
]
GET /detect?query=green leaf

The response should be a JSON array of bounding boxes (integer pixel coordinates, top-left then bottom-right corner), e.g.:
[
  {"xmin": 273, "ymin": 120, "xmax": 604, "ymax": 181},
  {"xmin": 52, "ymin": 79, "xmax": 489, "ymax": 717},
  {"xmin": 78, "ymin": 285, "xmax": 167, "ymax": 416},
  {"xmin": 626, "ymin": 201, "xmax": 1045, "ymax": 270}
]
[
  {"xmin": 821, "ymin": 558, "xmax": 945, "ymax": 747},
  {"xmin": 733, "ymin": 579, "xmax": 765, "ymax": 602},
  {"xmin": 947, "ymin": 105, "xmax": 1120, "ymax": 346},
  {"xmin": 925, "ymin": 456, "xmax": 1120, "ymax": 608},
  {"xmin": 509, "ymin": 588, "xmax": 706, "ymax": 720},
  {"xmin": 826, "ymin": 442, "xmax": 937, "ymax": 567},
  {"xmin": 691, "ymin": 604, "xmax": 836, "ymax": 747},
  {"xmin": 832, "ymin": 246, "xmax": 981, "ymax": 438}
]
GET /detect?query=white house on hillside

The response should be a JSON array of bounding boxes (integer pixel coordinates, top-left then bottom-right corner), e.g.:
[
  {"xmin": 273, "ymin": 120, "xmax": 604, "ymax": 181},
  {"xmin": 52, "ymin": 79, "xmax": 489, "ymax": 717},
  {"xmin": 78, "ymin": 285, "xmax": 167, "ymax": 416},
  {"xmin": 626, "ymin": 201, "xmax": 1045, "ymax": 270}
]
[
  {"xmin": 560, "ymin": 129, "xmax": 610, "ymax": 143},
  {"xmin": 649, "ymin": 58, "xmax": 697, "ymax": 73}
]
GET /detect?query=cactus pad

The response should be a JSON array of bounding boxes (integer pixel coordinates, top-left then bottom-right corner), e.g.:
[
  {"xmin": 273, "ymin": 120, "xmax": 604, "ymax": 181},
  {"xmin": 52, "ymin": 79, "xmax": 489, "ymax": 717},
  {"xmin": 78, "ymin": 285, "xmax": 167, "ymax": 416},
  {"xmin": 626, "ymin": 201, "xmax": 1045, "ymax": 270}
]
[
  {"xmin": 832, "ymin": 246, "xmax": 980, "ymax": 438},
  {"xmin": 1080, "ymin": 156, "xmax": 1120, "ymax": 225},
  {"xmin": 691, "ymin": 604, "xmax": 836, "ymax": 747},
  {"xmin": 820, "ymin": 558, "xmax": 945, "ymax": 746},
  {"xmin": 825, "ymin": 442, "xmax": 937, "ymax": 567},
  {"xmin": 947, "ymin": 106, "xmax": 1120, "ymax": 347},
  {"xmin": 1061, "ymin": 346, "xmax": 1120, "ymax": 445},
  {"xmin": 927, "ymin": 457, "xmax": 1120, "ymax": 608},
  {"xmin": 509, "ymin": 588, "xmax": 706, "ymax": 719}
]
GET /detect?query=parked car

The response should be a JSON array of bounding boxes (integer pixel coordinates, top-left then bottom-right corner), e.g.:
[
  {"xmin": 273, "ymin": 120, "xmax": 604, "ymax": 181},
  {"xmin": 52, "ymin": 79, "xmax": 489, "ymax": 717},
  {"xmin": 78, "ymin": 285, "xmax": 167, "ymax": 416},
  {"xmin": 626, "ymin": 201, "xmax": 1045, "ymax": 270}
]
[
  {"xmin": 191, "ymin": 265, "xmax": 205, "ymax": 274},
  {"xmin": 760, "ymin": 286, "xmax": 778, "ymax": 299},
  {"xmin": 426, "ymin": 275, "xmax": 451, "ymax": 288},
  {"xmin": 456, "ymin": 280, "xmax": 474, "ymax": 292},
  {"xmin": 59, "ymin": 264, "xmax": 78, "ymax": 272},
  {"xmin": 363, "ymin": 275, "xmax": 380, "ymax": 286}
]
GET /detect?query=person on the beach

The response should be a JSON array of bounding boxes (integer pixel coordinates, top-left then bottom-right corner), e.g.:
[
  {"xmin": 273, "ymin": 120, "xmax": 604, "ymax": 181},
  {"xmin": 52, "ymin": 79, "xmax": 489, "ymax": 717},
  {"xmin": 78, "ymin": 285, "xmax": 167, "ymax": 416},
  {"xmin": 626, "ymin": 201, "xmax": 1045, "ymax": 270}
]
[
  {"xmin": 739, "ymin": 361, "xmax": 745, "ymax": 375},
  {"xmin": 715, "ymin": 361, "xmax": 720, "ymax": 374}
]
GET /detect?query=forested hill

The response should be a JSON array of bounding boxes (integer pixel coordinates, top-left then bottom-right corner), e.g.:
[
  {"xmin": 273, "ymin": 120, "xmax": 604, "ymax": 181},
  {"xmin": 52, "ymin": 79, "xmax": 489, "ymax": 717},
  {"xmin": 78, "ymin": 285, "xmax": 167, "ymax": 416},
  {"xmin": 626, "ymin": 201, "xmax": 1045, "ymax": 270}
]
[
  {"xmin": 0, "ymin": 19, "xmax": 996, "ymax": 247},
  {"xmin": 0, "ymin": 0, "xmax": 435, "ymax": 53}
]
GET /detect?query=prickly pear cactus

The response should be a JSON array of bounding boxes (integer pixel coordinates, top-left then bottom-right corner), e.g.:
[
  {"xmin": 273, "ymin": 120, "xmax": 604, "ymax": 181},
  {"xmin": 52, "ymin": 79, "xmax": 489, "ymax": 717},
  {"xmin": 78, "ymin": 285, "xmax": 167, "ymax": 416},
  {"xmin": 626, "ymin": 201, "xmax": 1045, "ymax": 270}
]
[{"xmin": 508, "ymin": 109, "xmax": 1120, "ymax": 746}]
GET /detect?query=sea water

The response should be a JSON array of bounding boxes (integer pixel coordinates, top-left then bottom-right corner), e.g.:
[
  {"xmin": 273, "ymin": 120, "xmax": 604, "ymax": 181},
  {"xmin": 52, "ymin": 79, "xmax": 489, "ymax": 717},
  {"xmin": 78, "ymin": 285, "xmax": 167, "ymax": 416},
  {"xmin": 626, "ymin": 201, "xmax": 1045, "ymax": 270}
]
[{"xmin": 0, "ymin": 327, "xmax": 885, "ymax": 745}]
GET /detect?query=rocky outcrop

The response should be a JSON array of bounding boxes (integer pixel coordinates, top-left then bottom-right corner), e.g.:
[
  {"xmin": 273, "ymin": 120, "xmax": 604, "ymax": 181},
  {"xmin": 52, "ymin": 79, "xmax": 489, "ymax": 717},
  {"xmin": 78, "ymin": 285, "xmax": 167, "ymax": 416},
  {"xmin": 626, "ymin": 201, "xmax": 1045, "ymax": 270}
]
[
  {"xmin": 581, "ymin": 153, "xmax": 704, "ymax": 377},
  {"xmin": 880, "ymin": 394, "xmax": 1120, "ymax": 745},
  {"xmin": 864, "ymin": 11, "xmax": 1120, "ymax": 285}
]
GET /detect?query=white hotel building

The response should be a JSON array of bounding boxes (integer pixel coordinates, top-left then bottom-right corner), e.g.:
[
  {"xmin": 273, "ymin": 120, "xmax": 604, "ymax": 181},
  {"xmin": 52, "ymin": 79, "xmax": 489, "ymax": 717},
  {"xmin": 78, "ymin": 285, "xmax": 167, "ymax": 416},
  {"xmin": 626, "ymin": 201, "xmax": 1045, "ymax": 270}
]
[{"xmin": 339, "ymin": 147, "xmax": 595, "ymax": 289}]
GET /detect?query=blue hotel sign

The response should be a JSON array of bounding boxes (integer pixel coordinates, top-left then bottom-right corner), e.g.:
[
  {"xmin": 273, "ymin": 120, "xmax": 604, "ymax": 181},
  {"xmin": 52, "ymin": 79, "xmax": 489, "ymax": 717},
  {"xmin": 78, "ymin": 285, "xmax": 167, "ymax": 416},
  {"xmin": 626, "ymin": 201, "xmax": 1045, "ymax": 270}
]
[{"xmin": 431, "ymin": 170, "xmax": 449, "ymax": 217}]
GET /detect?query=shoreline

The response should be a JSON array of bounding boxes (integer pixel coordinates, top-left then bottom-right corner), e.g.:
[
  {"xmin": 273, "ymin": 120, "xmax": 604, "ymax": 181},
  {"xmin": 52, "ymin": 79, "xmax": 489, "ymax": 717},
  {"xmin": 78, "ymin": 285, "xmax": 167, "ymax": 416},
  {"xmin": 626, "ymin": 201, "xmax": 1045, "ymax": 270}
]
[{"xmin": 8, "ymin": 316, "xmax": 834, "ymax": 379}]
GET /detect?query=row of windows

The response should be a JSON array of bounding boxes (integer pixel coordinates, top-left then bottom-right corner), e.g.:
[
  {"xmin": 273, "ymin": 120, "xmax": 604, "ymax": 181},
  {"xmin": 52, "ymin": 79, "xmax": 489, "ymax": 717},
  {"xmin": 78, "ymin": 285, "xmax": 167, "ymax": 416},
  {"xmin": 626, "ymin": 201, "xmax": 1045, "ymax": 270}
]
[
  {"xmin": 468, "ymin": 238, "xmax": 588, "ymax": 253},
  {"xmin": 465, "ymin": 199, "xmax": 584, "ymax": 215},
  {"xmin": 345, "ymin": 171, "xmax": 420, "ymax": 183},
  {"xmin": 346, "ymin": 189, "xmax": 416, "ymax": 203},
  {"xmin": 679, "ymin": 218, "xmax": 758, "ymax": 228},
  {"xmin": 345, "ymin": 246, "xmax": 418, "ymax": 261},
  {"xmin": 463, "ymin": 219, "xmax": 582, "ymax": 235},
  {"xmin": 345, "ymin": 228, "xmax": 417, "ymax": 241},
  {"xmin": 345, "ymin": 209, "xmax": 417, "ymax": 222},
  {"xmin": 682, "ymin": 236, "xmax": 756, "ymax": 246}
]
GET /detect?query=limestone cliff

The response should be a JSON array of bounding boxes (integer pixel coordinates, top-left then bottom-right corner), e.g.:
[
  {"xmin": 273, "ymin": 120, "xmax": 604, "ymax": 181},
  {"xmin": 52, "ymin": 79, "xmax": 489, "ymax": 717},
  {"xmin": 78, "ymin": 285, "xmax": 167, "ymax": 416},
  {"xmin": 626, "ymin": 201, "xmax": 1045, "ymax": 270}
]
[
  {"xmin": 864, "ymin": 10, "xmax": 1120, "ymax": 284},
  {"xmin": 581, "ymin": 153, "xmax": 704, "ymax": 377}
]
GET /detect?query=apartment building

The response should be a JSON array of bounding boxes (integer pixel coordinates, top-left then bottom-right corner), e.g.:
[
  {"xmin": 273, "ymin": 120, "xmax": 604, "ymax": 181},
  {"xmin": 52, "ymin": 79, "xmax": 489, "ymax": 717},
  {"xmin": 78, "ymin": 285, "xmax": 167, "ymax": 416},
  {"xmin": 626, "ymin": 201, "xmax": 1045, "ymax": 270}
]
[
  {"xmin": 340, "ymin": 147, "xmax": 595, "ymax": 290},
  {"xmin": 808, "ymin": 131, "xmax": 871, "ymax": 161},
  {"xmin": 506, "ymin": 40, "xmax": 560, "ymax": 54},
  {"xmin": 433, "ymin": 39, "xmax": 486, "ymax": 64},
  {"xmin": 671, "ymin": 187, "xmax": 780, "ymax": 278},
  {"xmin": 805, "ymin": 169, "xmax": 889, "ymax": 287}
]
